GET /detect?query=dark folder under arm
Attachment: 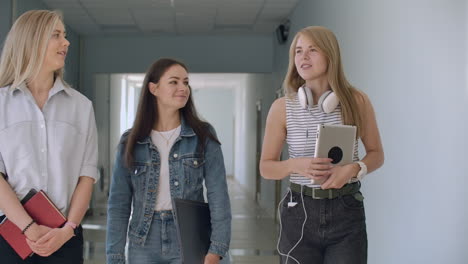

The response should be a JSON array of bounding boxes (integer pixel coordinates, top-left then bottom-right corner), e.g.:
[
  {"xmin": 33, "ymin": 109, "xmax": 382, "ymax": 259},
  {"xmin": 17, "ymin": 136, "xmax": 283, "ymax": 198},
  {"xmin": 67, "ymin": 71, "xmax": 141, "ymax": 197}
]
[{"xmin": 173, "ymin": 198, "xmax": 212, "ymax": 264}]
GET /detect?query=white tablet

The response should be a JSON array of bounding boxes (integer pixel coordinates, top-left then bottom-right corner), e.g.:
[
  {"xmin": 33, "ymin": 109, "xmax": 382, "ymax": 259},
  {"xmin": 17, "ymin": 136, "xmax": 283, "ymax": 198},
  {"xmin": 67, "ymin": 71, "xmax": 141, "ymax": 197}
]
[{"xmin": 314, "ymin": 124, "xmax": 357, "ymax": 166}]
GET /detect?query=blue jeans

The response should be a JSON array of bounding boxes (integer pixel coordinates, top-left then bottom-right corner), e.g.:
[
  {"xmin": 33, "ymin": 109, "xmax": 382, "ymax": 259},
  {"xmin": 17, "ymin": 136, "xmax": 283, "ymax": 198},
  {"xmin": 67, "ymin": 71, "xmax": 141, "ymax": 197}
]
[
  {"xmin": 278, "ymin": 190, "xmax": 367, "ymax": 264},
  {"xmin": 128, "ymin": 211, "xmax": 181, "ymax": 264}
]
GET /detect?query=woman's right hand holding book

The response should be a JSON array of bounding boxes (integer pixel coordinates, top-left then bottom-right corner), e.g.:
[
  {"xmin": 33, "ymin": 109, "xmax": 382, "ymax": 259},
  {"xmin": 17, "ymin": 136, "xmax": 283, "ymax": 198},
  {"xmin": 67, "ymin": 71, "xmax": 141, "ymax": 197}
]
[
  {"xmin": 24, "ymin": 223, "xmax": 51, "ymax": 242},
  {"xmin": 27, "ymin": 226, "xmax": 72, "ymax": 257}
]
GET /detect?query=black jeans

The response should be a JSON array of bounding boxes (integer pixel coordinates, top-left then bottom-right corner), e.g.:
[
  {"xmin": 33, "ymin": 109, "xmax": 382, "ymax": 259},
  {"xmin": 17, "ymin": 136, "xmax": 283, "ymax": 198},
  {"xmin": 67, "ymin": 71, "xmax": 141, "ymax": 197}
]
[
  {"xmin": 278, "ymin": 190, "xmax": 367, "ymax": 264},
  {"xmin": 0, "ymin": 215, "xmax": 84, "ymax": 264}
]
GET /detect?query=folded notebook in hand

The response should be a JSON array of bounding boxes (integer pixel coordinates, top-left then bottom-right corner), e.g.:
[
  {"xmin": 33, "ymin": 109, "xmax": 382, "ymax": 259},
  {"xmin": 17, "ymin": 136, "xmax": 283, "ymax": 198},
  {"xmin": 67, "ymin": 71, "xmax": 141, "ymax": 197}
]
[
  {"xmin": 0, "ymin": 189, "xmax": 66, "ymax": 259},
  {"xmin": 173, "ymin": 198, "xmax": 212, "ymax": 264}
]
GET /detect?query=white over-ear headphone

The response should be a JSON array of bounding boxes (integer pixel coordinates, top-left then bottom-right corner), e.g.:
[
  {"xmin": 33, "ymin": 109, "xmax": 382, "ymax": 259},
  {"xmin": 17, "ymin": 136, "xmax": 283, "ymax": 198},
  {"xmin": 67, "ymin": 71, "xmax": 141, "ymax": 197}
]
[{"xmin": 297, "ymin": 86, "xmax": 339, "ymax": 113}]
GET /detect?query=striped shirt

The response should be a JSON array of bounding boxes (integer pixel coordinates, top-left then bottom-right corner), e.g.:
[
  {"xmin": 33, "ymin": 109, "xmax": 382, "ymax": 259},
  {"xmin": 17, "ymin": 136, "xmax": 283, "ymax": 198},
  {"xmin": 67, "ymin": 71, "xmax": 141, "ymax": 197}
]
[{"xmin": 285, "ymin": 94, "xmax": 359, "ymax": 187}]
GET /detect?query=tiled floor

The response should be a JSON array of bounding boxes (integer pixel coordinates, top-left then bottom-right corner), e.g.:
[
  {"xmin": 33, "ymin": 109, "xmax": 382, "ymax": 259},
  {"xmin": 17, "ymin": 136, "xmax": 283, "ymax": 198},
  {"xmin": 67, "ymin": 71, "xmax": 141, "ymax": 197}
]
[
  {"xmin": 82, "ymin": 178, "xmax": 279, "ymax": 263},
  {"xmin": 228, "ymin": 179, "xmax": 278, "ymax": 264}
]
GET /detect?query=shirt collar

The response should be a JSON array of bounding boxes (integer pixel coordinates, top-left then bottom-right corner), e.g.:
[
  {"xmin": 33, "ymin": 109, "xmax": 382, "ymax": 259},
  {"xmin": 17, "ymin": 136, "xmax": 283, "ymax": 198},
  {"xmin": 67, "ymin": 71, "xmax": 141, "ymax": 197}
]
[
  {"xmin": 9, "ymin": 82, "xmax": 27, "ymax": 94},
  {"xmin": 9, "ymin": 78, "xmax": 72, "ymax": 97},
  {"xmin": 180, "ymin": 115, "xmax": 196, "ymax": 137}
]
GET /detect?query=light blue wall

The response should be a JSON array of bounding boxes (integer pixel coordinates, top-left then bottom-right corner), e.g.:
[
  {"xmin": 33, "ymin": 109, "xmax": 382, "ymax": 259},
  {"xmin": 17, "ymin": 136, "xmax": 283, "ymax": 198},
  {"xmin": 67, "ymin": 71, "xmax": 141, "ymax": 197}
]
[
  {"xmin": 0, "ymin": 1, "xmax": 12, "ymax": 43},
  {"xmin": 81, "ymin": 35, "xmax": 273, "ymax": 99},
  {"xmin": 256, "ymin": 74, "xmax": 279, "ymax": 216},
  {"xmin": 15, "ymin": 0, "xmax": 48, "ymax": 15},
  {"xmin": 192, "ymin": 88, "xmax": 235, "ymax": 176},
  {"xmin": 62, "ymin": 27, "xmax": 80, "ymax": 89},
  {"xmin": 272, "ymin": 0, "xmax": 468, "ymax": 263}
]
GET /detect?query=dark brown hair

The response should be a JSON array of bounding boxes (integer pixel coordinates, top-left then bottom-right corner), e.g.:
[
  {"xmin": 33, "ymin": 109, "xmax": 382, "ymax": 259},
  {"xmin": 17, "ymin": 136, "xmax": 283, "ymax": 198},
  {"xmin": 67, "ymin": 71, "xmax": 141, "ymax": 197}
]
[{"xmin": 124, "ymin": 58, "xmax": 220, "ymax": 167}]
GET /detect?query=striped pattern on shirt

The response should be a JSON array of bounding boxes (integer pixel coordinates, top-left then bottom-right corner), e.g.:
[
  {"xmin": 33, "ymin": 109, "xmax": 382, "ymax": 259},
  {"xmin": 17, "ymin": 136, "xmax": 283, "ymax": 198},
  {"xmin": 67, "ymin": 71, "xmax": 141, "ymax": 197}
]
[{"xmin": 285, "ymin": 94, "xmax": 359, "ymax": 187}]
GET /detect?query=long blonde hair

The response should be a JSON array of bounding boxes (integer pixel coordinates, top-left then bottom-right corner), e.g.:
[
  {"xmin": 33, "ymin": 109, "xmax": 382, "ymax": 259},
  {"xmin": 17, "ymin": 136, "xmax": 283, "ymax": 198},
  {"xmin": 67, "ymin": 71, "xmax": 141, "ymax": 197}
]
[
  {"xmin": 283, "ymin": 26, "xmax": 363, "ymax": 136},
  {"xmin": 0, "ymin": 10, "xmax": 65, "ymax": 88}
]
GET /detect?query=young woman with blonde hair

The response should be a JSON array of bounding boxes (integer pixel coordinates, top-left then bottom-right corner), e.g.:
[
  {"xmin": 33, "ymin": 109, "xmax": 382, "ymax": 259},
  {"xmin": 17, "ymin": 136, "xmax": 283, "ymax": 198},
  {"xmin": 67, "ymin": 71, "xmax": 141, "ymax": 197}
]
[
  {"xmin": 260, "ymin": 26, "xmax": 384, "ymax": 263},
  {"xmin": 0, "ymin": 10, "xmax": 98, "ymax": 263}
]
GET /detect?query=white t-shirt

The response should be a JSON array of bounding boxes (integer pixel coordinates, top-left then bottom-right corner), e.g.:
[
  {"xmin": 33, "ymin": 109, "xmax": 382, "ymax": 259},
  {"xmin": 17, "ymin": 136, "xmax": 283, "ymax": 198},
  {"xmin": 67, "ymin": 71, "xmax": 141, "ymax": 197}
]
[{"xmin": 150, "ymin": 125, "xmax": 181, "ymax": 211}]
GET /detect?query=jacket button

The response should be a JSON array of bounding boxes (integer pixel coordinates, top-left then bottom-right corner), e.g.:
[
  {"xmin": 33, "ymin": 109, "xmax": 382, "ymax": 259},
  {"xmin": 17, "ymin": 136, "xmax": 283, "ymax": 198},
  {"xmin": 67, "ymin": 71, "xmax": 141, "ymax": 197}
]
[
  {"xmin": 193, "ymin": 160, "xmax": 198, "ymax": 166},
  {"xmin": 173, "ymin": 153, "xmax": 178, "ymax": 158},
  {"xmin": 174, "ymin": 181, "xmax": 179, "ymax": 186}
]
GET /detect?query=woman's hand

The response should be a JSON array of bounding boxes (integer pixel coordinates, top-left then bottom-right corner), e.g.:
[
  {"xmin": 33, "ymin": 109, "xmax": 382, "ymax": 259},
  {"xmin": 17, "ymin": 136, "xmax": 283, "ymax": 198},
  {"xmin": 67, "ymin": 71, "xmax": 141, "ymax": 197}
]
[
  {"xmin": 291, "ymin": 157, "xmax": 333, "ymax": 182},
  {"xmin": 204, "ymin": 253, "xmax": 221, "ymax": 264},
  {"xmin": 321, "ymin": 163, "xmax": 360, "ymax": 189},
  {"xmin": 26, "ymin": 226, "xmax": 74, "ymax": 257},
  {"xmin": 23, "ymin": 223, "xmax": 51, "ymax": 242}
]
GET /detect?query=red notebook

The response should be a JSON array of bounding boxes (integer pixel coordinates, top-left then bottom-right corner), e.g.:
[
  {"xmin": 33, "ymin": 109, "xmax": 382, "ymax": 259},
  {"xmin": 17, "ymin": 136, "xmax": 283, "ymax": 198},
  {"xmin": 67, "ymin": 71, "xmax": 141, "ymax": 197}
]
[{"xmin": 0, "ymin": 189, "xmax": 67, "ymax": 259}]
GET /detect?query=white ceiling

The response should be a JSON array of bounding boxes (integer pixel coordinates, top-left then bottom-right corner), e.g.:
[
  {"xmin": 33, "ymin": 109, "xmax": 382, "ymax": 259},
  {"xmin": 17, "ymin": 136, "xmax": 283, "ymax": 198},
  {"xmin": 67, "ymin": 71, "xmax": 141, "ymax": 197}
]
[{"xmin": 42, "ymin": 0, "xmax": 299, "ymax": 36}]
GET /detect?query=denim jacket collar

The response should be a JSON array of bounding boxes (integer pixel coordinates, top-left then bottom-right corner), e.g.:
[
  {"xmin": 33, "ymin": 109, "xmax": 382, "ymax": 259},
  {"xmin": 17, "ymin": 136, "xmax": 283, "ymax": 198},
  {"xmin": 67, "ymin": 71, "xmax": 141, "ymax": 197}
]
[{"xmin": 136, "ymin": 114, "xmax": 195, "ymax": 145}]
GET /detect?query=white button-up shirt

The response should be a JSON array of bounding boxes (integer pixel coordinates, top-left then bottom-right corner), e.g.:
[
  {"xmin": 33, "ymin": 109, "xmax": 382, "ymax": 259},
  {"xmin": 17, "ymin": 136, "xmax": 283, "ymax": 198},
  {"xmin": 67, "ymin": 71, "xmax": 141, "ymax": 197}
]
[{"xmin": 0, "ymin": 78, "xmax": 99, "ymax": 215}]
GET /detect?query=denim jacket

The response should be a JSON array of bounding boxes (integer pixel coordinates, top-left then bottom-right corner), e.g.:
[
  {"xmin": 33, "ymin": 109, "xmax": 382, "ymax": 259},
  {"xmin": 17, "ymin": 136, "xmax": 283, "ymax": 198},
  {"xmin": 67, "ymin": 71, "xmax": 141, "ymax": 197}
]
[{"xmin": 106, "ymin": 117, "xmax": 231, "ymax": 263}]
